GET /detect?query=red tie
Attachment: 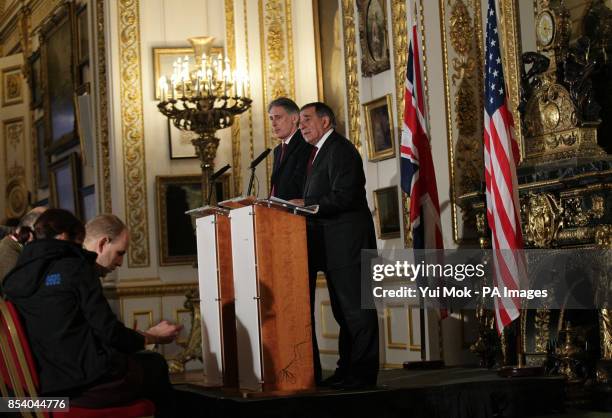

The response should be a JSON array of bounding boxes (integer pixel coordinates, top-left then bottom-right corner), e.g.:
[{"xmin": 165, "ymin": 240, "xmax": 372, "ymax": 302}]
[
  {"xmin": 279, "ymin": 142, "xmax": 288, "ymax": 163},
  {"xmin": 271, "ymin": 143, "xmax": 289, "ymax": 197},
  {"xmin": 307, "ymin": 147, "xmax": 317, "ymax": 176}
]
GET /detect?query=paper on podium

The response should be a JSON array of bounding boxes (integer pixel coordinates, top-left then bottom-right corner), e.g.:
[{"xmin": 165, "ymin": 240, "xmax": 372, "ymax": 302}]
[
  {"xmin": 184, "ymin": 205, "xmax": 229, "ymax": 217},
  {"xmin": 263, "ymin": 196, "xmax": 319, "ymax": 215}
]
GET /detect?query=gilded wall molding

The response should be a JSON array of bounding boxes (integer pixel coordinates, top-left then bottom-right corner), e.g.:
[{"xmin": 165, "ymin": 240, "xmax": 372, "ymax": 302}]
[
  {"xmin": 117, "ymin": 0, "xmax": 149, "ymax": 267},
  {"xmin": 497, "ymin": 0, "xmax": 524, "ymax": 160},
  {"xmin": 258, "ymin": 0, "xmax": 295, "ymax": 193},
  {"xmin": 439, "ymin": 0, "xmax": 484, "ymax": 244},
  {"xmin": 341, "ymin": 0, "xmax": 361, "ymax": 151},
  {"xmin": 4, "ymin": 117, "xmax": 27, "ymax": 217},
  {"xmin": 391, "ymin": 0, "xmax": 410, "ymax": 247},
  {"xmin": 225, "ymin": 0, "xmax": 242, "ymax": 197},
  {"xmin": 105, "ymin": 282, "xmax": 198, "ymax": 298},
  {"xmin": 244, "ymin": 0, "xmax": 254, "ymax": 167},
  {"xmin": 96, "ymin": 0, "xmax": 111, "ymax": 214}
]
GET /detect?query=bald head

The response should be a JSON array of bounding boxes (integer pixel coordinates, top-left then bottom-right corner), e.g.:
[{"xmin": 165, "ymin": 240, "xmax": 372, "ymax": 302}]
[{"xmin": 84, "ymin": 214, "xmax": 129, "ymax": 274}]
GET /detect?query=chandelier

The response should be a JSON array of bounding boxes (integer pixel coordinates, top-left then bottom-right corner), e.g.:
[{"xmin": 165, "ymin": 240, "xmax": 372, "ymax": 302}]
[{"xmin": 157, "ymin": 36, "xmax": 252, "ymax": 203}]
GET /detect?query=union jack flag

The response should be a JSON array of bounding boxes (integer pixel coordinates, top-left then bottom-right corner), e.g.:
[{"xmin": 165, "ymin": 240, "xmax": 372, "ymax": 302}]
[
  {"xmin": 483, "ymin": 0, "xmax": 525, "ymax": 333},
  {"xmin": 400, "ymin": 2, "xmax": 443, "ymax": 251}
]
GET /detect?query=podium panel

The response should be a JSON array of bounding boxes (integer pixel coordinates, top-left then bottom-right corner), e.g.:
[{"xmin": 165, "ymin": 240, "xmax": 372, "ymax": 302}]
[
  {"xmin": 196, "ymin": 213, "xmax": 238, "ymax": 387},
  {"xmin": 231, "ymin": 204, "xmax": 314, "ymax": 392},
  {"xmin": 230, "ymin": 206, "xmax": 263, "ymax": 390}
]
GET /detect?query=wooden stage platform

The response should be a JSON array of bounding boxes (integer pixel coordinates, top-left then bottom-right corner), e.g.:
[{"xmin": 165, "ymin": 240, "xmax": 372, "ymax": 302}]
[{"xmin": 171, "ymin": 368, "xmax": 566, "ymax": 418}]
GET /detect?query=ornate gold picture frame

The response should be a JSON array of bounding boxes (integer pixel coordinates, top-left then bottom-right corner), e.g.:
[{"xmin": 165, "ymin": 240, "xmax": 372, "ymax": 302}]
[
  {"xmin": 363, "ymin": 94, "xmax": 395, "ymax": 162},
  {"xmin": 357, "ymin": 0, "xmax": 391, "ymax": 76}
]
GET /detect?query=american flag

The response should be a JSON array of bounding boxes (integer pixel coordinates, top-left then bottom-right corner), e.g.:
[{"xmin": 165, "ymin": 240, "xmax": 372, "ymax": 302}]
[
  {"xmin": 400, "ymin": 1, "xmax": 443, "ymax": 250},
  {"xmin": 483, "ymin": 0, "xmax": 525, "ymax": 333}
]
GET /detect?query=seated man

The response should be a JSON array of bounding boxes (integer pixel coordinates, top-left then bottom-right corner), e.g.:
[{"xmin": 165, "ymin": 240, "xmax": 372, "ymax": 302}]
[
  {"xmin": 0, "ymin": 207, "xmax": 46, "ymax": 286},
  {"xmin": 2, "ymin": 209, "xmax": 182, "ymax": 417}
]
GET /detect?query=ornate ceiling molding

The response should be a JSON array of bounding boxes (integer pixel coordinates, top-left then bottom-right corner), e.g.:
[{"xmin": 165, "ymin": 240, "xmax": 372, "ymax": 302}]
[{"xmin": 117, "ymin": 0, "xmax": 149, "ymax": 267}]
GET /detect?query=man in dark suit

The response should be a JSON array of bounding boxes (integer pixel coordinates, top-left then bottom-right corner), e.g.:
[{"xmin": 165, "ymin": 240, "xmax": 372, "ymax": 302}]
[
  {"xmin": 290, "ymin": 102, "xmax": 379, "ymax": 389},
  {"xmin": 268, "ymin": 97, "xmax": 312, "ymax": 200}
]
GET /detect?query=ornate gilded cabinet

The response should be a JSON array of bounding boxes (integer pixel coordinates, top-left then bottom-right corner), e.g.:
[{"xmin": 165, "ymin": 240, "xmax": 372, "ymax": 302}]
[{"xmin": 465, "ymin": 0, "xmax": 612, "ymax": 401}]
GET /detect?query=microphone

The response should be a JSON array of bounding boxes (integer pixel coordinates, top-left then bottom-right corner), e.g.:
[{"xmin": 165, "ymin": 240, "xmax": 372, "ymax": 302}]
[
  {"xmin": 208, "ymin": 164, "xmax": 231, "ymax": 204},
  {"xmin": 211, "ymin": 164, "xmax": 231, "ymax": 181},
  {"xmin": 249, "ymin": 148, "xmax": 271, "ymax": 169}
]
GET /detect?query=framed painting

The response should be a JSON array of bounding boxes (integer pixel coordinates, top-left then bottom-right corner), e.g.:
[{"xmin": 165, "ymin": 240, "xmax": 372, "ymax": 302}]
[
  {"xmin": 2, "ymin": 66, "xmax": 23, "ymax": 107},
  {"xmin": 156, "ymin": 174, "xmax": 232, "ymax": 265},
  {"xmin": 312, "ymin": 0, "xmax": 348, "ymax": 137},
  {"xmin": 156, "ymin": 175, "xmax": 203, "ymax": 266},
  {"xmin": 152, "ymin": 46, "xmax": 222, "ymax": 100},
  {"xmin": 75, "ymin": 83, "xmax": 94, "ymax": 167},
  {"xmin": 168, "ymin": 120, "xmax": 197, "ymax": 159},
  {"xmin": 357, "ymin": 0, "xmax": 390, "ymax": 76},
  {"xmin": 49, "ymin": 152, "xmax": 81, "ymax": 218},
  {"xmin": 80, "ymin": 184, "xmax": 96, "ymax": 222},
  {"xmin": 76, "ymin": 4, "xmax": 89, "ymax": 65},
  {"xmin": 41, "ymin": 2, "xmax": 78, "ymax": 155},
  {"xmin": 373, "ymin": 186, "xmax": 400, "ymax": 239},
  {"xmin": 28, "ymin": 50, "xmax": 43, "ymax": 109},
  {"xmin": 363, "ymin": 94, "xmax": 395, "ymax": 161}
]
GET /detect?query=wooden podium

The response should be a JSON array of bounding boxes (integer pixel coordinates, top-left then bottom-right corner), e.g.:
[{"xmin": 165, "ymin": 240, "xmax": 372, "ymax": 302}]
[
  {"xmin": 195, "ymin": 206, "xmax": 238, "ymax": 388},
  {"xmin": 227, "ymin": 200, "xmax": 314, "ymax": 392}
]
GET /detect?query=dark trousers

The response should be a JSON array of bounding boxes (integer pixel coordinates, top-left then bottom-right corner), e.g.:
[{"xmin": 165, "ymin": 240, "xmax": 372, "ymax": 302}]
[
  {"xmin": 309, "ymin": 263, "xmax": 379, "ymax": 384},
  {"xmin": 69, "ymin": 350, "xmax": 175, "ymax": 418}
]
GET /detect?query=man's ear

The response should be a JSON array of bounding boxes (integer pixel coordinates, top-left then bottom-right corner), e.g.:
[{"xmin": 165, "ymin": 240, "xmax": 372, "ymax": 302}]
[
  {"xmin": 322, "ymin": 116, "xmax": 331, "ymax": 130},
  {"xmin": 97, "ymin": 236, "xmax": 110, "ymax": 254},
  {"xmin": 291, "ymin": 113, "xmax": 299, "ymax": 127}
]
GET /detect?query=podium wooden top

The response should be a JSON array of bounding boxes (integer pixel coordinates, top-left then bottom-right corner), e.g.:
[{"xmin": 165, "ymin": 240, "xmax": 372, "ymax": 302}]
[{"xmin": 216, "ymin": 196, "xmax": 318, "ymax": 215}]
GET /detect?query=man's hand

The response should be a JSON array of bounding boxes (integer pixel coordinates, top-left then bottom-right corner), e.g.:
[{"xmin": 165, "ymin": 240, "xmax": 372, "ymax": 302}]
[
  {"xmin": 289, "ymin": 199, "xmax": 305, "ymax": 207},
  {"xmin": 143, "ymin": 320, "xmax": 184, "ymax": 345}
]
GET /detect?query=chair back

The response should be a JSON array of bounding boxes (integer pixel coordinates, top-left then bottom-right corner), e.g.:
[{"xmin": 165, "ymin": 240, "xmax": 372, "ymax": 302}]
[
  {"xmin": 0, "ymin": 298, "xmax": 47, "ymax": 418},
  {"xmin": 0, "ymin": 299, "xmax": 155, "ymax": 418}
]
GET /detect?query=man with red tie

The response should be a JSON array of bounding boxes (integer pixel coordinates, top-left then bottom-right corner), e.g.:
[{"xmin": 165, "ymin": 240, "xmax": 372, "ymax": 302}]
[
  {"xmin": 268, "ymin": 97, "xmax": 312, "ymax": 200},
  {"xmin": 291, "ymin": 102, "xmax": 379, "ymax": 390}
]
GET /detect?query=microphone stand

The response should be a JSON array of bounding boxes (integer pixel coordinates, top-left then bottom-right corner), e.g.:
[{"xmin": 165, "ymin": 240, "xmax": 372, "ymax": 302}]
[
  {"xmin": 247, "ymin": 167, "xmax": 256, "ymax": 196},
  {"xmin": 207, "ymin": 176, "xmax": 216, "ymax": 204}
]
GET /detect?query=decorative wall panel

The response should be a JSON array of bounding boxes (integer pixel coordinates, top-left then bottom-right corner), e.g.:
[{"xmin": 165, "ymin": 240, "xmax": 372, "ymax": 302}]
[
  {"xmin": 258, "ymin": 0, "xmax": 295, "ymax": 192},
  {"xmin": 391, "ymin": 0, "xmax": 409, "ymax": 246},
  {"xmin": 439, "ymin": 0, "xmax": 484, "ymax": 243},
  {"xmin": 96, "ymin": 0, "xmax": 111, "ymax": 214},
  {"xmin": 341, "ymin": 0, "xmax": 361, "ymax": 151},
  {"xmin": 117, "ymin": 0, "xmax": 149, "ymax": 267},
  {"xmin": 225, "ymin": 0, "xmax": 242, "ymax": 197},
  {"xmin": 3, "ymin": 117, "xmax": 27, "ymax": 217}
]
